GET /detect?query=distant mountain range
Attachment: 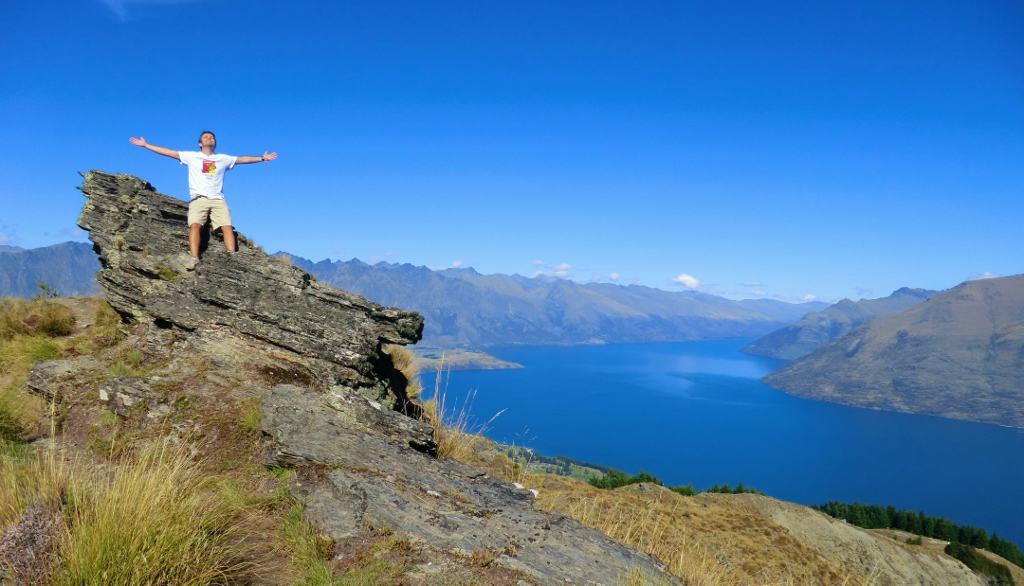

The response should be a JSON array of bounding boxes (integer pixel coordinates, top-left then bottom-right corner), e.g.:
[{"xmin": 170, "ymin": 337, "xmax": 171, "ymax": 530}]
[
  {"xmin": 0, "ymin": 242, "xmax": 826, "ymax": 348},
  {"xmin": 744, "ymin": 287, "xmax": 935, "ymax": 359},
  {"xmin": 0, "ymin": 242, "xmax": 99, "ymax": 297},
  {"xmin": 764, "ymin": 275, "xmax": 1024, "ymax": 428},
  {"xmin": 280, "ymin": 254, "xmax": 827, "ymax": 348}
]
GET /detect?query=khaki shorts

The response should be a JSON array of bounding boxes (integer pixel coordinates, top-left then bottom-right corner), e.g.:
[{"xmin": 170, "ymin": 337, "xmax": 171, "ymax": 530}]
[{"xmin": 187, "ymin": 197, "xmax": 232, "ymax": 231}]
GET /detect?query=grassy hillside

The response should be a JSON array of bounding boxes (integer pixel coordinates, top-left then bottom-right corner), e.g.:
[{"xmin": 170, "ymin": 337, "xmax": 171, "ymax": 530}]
[{"xmin": 1, "ymin": 295, "xmax": 1012, "ymax": 585}]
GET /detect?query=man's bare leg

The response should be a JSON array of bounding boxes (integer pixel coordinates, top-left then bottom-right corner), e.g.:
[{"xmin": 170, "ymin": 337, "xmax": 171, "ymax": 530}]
[
  {"xmin": 189, "ymin": 223, "xmax": 202, "ymax": 257},
  {"xmin": 221, "ymin": 226, "xmax": 237, "ymax": 252}
]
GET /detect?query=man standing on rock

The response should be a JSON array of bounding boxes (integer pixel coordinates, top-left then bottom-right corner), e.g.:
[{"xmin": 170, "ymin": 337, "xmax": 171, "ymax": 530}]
[{"xmin": 128, "ymin": 131, "xmax": 277, "ymax": 257}]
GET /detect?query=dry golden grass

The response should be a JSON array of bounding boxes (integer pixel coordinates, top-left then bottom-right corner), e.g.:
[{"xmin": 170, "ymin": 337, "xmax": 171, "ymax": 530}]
[
  {"xmin": 0, "ymin": 298, "xmax": 75, "ymax": 340},
  {"xmin": 0, "ymin": 438, "xmax": 67, "ymax": 527},
  {"xmin": 0, "ymin": 298, "xmax": 128, "ymax": 442},
  {"xmin": 0, "ymin": 440, "xmax": 257, "ymax": 585},
  {"xmin": 383, "ymin": 344, "xmax": 422, "ymax": 400},
  {"xmin": 529, "ymin": 475, "xmax": 858, "ymax": 586},
  {"xmin": 532, "ymin": 475, "xmax": 731, "ymax": 585},
  {"xmin": 54, "ymin": 443, "xmax": 255, "ymax": 585},
  {"xmin": 0, "ymin": 298, "xmax": 77, "ymax": 442},
  {"xmin": 421, "ymin": 355, "xmax": 503, "ymax": 461}
]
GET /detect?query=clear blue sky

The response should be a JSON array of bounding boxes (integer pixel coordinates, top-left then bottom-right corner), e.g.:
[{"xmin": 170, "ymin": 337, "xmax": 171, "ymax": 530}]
[{"xmin": 2, "ymin": 0, "xmax": 1021, "ymax": 302}]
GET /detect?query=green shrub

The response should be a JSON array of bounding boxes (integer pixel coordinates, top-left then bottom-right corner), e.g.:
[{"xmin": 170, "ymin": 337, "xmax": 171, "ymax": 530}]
[
  {"xmin": 944, "ymin": 542, "xmax": 1014, "ymax": 585},
  {"xmin": 705, "ymin": 483, "xmax": 762, "ymax": 495},
  {"xmin": 670, "ymin": 484, "xmax": 696, "ymax": 496},
  {"xmin": 589, "ymin": 469, "xmax": 662, "ymax": 489},
  {"xmin": 816, "ymin": 501, "xmax": 1024, "ymax": 569},
  {"xmin": 280, "ymin": 502, "xmax": 334, "ymax": 584}
]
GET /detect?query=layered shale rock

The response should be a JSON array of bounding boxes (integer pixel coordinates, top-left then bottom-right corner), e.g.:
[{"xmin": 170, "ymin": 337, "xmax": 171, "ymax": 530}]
[
  {"xmin": 75, "ymin": 171, "xmax": 675, "ymax": 584},
  {"xmin": 77, "ymin": 171, "xmax": 423, "ymax": 406},
  {"xmin": 262, "ymin": 384, "xmax": 670, "ymax": 583}
]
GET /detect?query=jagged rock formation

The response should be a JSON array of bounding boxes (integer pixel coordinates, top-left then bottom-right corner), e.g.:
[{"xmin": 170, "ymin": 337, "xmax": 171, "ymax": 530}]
[
  {"xmin": 74, "ymin": 171, "xmax": 675, "ymax": 583},
  {"xmin": 77, "ymin": 171, "xmax": 424, "ymax": 407},
  {"xmin": 744, "ymin": 287, "xmax": 934, "ymax": 360},
  {"xmin": 764, "ymin": 275, "xmax": 1024, "ymax": 428}
]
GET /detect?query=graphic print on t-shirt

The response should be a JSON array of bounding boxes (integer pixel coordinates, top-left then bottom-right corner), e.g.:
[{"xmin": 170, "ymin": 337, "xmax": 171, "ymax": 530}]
[{"xmin": 202, "ymin": 160, "xmax": 217, "ymax": 174}]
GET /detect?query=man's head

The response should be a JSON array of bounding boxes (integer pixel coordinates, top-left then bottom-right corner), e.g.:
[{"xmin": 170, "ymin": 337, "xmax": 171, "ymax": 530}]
[{"xmin": 198, "ymin": 130, "xmax": 216, "ymax": 152}]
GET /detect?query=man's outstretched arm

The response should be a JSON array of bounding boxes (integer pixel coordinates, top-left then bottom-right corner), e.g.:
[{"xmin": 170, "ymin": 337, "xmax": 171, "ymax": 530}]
[
  {"xmin": 129, "ymin": 136, "xmax": 180, "ymax": 160},
  {"xmin": 235, "ymin": 151, "xmax": 278, "ymax": 165}
]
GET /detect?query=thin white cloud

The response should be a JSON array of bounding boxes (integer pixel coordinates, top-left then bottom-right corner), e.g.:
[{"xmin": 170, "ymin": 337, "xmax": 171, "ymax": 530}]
[
  {"xmin": 800, "ymin": 294, "xmax": 817, "ymax": 302},
  {"xmin": 0, "ymin": 232, "xmax": 13, "ymax": 246},
  {"xmin": 751, "ymin": 289, "xmax": 767, "ymax": 297},
  {"xmin": 368, "ymin": 251, "xmax": 398, "ymax": 264},
  {"xmin": 450, "ymin": 260, "xmax": 464, "ymax": 268},
  {"xmin": 99, "ymin": 0, "xmax": 204, "ymax": 21},
  {"xmin": 967, "ymin": 271, "xmax": 999, "ymax": 281},
  {"xmin": 530, "ymin": 259, "xmax": 574, "ymax": 279},
  {"xmin": 739, "ymin": 282, "xmax": 763, "ymax": 288},
  {"xmin": 608, "ymin": 272, "xmax": 621, "ymax": 282},
  {"xmin": 671, "ymin": 273, "xmax": 700, "ymax": 289}
]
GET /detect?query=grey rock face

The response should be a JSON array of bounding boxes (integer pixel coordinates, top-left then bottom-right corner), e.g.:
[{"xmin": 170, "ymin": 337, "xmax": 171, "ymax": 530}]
[
  {"xmin": 77, "ymin": 171, "xmax": 423, "ymax": 404},
  {"xmin": 25, "ymin": 358, "xmax": 101, "ymax": 401},
  {"xmin": 97, "ymin": 378, "xmax": 172, "ymax": 419},
  {"xmin": 263, "ymin": 384, "xmax": 676, "ymax": 584}
]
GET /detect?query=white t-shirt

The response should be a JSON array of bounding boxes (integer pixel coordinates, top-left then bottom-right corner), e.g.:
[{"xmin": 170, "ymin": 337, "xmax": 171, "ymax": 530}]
[{"xmin": 178, "ymin": 151, "xmax": 238, "ymax": 201}]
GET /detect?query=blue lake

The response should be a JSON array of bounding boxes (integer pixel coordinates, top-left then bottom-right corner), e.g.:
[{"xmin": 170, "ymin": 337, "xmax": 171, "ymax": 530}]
[{"xmin": 421, "ymin": 340, "xmax": 1024, "ymax": 548}]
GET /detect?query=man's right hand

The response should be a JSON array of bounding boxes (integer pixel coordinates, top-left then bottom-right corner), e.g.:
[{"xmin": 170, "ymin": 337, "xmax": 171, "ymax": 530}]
[{"xmin": 128, "ymin": 137, "xmax": 180, "ymax": 160}]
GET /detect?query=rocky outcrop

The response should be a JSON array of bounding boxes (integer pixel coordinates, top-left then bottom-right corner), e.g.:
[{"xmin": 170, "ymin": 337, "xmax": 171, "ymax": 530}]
[
  {"xmin": 0, "ymin": 506, "xmax": 65, "ymax": 585},
  {"xmin": 77, "ymin": 171, "xmax": 423, "ymax": 406},
  {"xmin": 263, "ymin": 384, "xmax": 670, "ymax": 582},
  {"xmin": 75, "ymin": 171, "xmax": 676, "ymax": 584}
]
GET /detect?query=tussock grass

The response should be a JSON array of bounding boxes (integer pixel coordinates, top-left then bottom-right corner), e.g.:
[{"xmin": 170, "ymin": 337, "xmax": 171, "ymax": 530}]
[
  {"xmin": 108, "ymin": 348, "xmax": 150, "ymax": 378},
  {"xmin": 66, "ymin": 298, "xmax": 122, "ymax": 355},
  {"xmin": 280, "ymin": 501, "xmax": 335, "ymax": 584},
  {"xmin": 0, "ymin": 439, "xmax": 67, "ymax": 527},
  {"xmin": 238, "ymin": 396, "xmax": 263, "ymax": 433},
  {"xmin": 535, "ymin": 476, "xmax": 731, "ymax": 585},
  {"xmin": 0, "ymin": 298, "xmax": 74, "ymax": 441},
  {"xmin": 421, "ymin": 355, "xmax": 503, "ymax": 460},
  {"xmin": 530, "ymin": 475, "xmax": 858, "ymax": 586},
  {"xmin": 384, "ymin": 344, "xmax": 421, "ymax": 400},
  {"xmin": 0, "ymin": 298, "xmax": 75, "ymax": 340},
  {"xmin": 56, "ymin": 444, "xmax": 252, "ymax": 584},
  {"xmin": 0, "ymin": 440, "xmax": 257, "ymax": 584}
]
